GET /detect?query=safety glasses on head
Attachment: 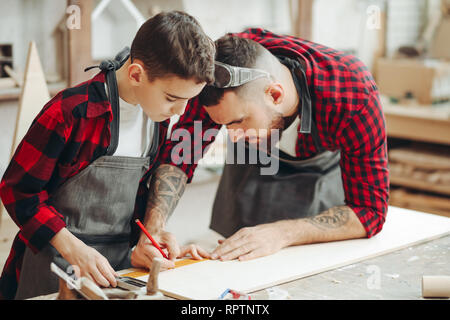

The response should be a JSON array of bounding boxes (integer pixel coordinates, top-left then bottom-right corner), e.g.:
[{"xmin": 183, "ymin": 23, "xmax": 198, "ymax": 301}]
[{"xmin": 213, "ymin": 61, "xmax": 272, "ymax": 88}]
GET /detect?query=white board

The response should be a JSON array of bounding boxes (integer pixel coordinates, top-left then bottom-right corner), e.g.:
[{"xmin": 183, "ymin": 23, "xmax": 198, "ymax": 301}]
[{"xmin": 130, "ymin": 207, "xmax": 450, "ymax": 300}]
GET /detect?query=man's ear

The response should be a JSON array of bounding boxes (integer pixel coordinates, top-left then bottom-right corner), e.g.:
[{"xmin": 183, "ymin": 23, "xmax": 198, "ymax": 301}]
[
  {"xmin": 128, "ymin": 60, "xmax": 147, "ymax": 86},
  {"xmin": 265, "ymin": 83, "xmax": 284, "ymax": 105}
]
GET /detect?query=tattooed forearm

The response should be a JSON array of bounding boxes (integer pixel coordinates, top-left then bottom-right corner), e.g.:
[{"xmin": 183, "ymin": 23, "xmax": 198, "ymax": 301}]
[
  {"xmin": 305, "ymin": 206, "xmax": 350, "ymax": 230},
  {"xmin": 146, "ymin": 164, "xmax": 188, "ymax": 224}
]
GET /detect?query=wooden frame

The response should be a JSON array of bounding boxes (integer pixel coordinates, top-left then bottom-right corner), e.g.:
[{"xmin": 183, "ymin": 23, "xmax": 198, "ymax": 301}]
[
  {"xmin": 67, "ymin": 0, "xmax": 96, "ymax": 86},
  {"xmin": 290, "ymin": 0, "xmax": 314, "ymax": 40}
]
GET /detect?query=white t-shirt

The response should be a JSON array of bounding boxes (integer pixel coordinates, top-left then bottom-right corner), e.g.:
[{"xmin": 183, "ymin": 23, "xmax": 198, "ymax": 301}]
[
  {"xmin": 276, "ymin": 116, "xmax": 300, "ymax": 157},
  {"xmin": 105, "ymin": 83, "xmax": 153, "ymax": 157}
]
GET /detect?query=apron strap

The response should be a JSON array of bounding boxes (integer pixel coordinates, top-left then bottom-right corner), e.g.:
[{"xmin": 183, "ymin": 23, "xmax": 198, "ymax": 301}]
[
  {"xmin": 276, "ymin": 55, "xmax": 326, "ymax": 153},
  {"xmin": 104, "ymin": 69, "xmax": 120, "ymax": 156},
  {"xmin": 146, "ymin": 122, "xmax": 160, "ymax": 160},
  {"xmin": 85, "ymin": 47, "xmax": 131, "ymax": 156}
]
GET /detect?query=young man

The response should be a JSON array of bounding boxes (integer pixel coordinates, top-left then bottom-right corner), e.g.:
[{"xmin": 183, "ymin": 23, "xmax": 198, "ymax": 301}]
[
  {"xmin": 0, "ymin": 11, "xmax": 215, "ymax": 299},
  {"xmin": 152, "ymin": 28, "xmax": 389, "ymax": 263}
]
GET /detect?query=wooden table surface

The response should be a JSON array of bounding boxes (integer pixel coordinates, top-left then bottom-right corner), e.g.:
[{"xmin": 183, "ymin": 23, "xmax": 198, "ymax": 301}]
[
  {"xmin": 250, "ymin": 234, "xmax": 450, "ymax": 300},
  {"xmin": 31, "ymin": 234, "xmax": 449, "ymax": 300}
]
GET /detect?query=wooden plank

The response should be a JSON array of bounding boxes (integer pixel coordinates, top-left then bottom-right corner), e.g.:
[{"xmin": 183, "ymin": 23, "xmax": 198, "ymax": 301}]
[
  {"xmin": 390, "ymin": 175, "xmax": 450, "ymax": 197},
  {"xmin": 128, "ymin": 207, "xmax": 450, "ymax": 300},
  {"xmin": 389, "ymin": 147, "xmax": 450, "ymax": 170},
  {"xmin": 382, "ymin": 96, "xmax": 450, "ymax": 145},
  {"xmin": 0, "ymin": 42, "xmax": 50, "ymax": 226},
  {"xmin": 390, "ymin": 189, "xmax": 450, "ymax": 218},
  {"xmin": 11, "ymin": 42, "xmax": 50, "ymax": 158},
  {"xmin": 385, "ymin": 112, "xmax": 450, "ymax": 145},
  {"xmin": 290, "ymin": 0, "xmax": 314, "ymax": 40}
]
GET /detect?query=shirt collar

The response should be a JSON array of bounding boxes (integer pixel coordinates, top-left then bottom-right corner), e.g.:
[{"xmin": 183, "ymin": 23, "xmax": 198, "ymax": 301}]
[
  {"xmin": 86, "ymin": 71, "xmax": 113, "ymax": 120},
  {"xmin": 276, "ymin": 54, "xmax": 312, "ymax": 134}
]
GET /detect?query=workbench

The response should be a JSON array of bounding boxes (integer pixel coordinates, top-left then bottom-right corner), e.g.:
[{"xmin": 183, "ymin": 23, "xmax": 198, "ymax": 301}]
[
  {"xmin": 250, "ymin": 234, "xmax": 450, "ymax": 300},
  {"xmin": 30, "ymin": 233, "xmax": 449, "ymax": 300},
  {"xmin": 382, "ymin": 97, "xmax": 450, "ymax": 146}
]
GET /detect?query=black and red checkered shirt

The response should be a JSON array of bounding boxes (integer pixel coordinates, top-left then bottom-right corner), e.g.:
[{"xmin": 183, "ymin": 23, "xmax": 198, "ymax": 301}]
[{"xmin": 226, "ymin": 28, "xmax": 389, "ymax": 235}]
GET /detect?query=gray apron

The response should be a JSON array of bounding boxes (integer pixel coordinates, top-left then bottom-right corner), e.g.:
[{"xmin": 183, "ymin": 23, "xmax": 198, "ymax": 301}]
[
  {"xmin": 15, "ymin": 66, "xmax": 159, "ymax": 299},
  {"xmin": 210, "ymin": 56, "xmax": 345, "ymax": 237}
]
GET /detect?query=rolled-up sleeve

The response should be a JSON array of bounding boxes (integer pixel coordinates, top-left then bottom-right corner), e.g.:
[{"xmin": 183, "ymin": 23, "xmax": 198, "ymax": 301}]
[{"xmin": 338, "ymin": 92, "xmax": 389, "ymax": 237}]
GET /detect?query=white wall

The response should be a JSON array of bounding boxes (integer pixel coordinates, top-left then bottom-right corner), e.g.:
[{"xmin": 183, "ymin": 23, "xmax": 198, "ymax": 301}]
[
  {"xmin": 0, "ymin": 0, "xmax": 66, "ymax": 77},
  {"xmin": 182, "ymin": 0, "xmax": 292, "ymax": 40},
  {"xmin": 312, "ymin": 0, "xmax": 386, "ymax": 70}
]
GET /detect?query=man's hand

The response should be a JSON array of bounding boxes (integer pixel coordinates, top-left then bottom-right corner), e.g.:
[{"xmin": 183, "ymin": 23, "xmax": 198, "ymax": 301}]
[
  {"xmin": 211, "ymin": 221, "xmax": 291, "ymax": 261},
  {"xmin": 211, "ymin": 206, "xmax": 366, "ymax": 262},
  {"xmin": 50, "ymin": 228, "xmax": 119, "ymax": 287}
]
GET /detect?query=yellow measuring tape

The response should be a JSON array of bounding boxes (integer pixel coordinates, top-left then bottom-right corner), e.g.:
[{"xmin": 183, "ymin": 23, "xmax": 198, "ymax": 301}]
[{"xmin": 121, "ymin": 258, "xmax": 208, "ymax": 278}]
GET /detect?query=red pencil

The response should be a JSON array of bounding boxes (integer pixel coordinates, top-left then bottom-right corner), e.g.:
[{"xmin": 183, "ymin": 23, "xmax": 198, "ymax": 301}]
[{"xmin": 135, "ymin": 219, "xmax": 169, "ymax": 259}]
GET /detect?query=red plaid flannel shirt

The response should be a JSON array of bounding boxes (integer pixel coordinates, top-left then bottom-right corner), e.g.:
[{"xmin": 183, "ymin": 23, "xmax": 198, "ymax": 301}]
[{"xmin": 230, "ymin": 28, "xmax": 389, "ymax": 236}]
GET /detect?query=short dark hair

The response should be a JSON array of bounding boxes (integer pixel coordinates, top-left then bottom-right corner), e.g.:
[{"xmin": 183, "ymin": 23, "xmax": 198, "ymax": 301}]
[
  {"xmin": 199, "ymin": 35, "xmax": 264, "ymax": 106},
  {"xmin": 131, "ymin": 11, "xmax": 215, "ymax": 84}
]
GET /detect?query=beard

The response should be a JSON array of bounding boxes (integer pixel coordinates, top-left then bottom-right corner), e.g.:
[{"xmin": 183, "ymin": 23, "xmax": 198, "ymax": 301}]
[{"xmin": 246, "ymin": 109, "xmax": 285, "ymax": 153}]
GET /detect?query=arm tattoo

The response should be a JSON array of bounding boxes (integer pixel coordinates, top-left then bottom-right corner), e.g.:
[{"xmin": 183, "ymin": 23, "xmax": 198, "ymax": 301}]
[
  {"xmin": 146, "ymin": 164, "xmax": 188, "ymax": 222},
  {"xmin": 305, "ymin": 206, "xmax": 350, "ymax": 230}
]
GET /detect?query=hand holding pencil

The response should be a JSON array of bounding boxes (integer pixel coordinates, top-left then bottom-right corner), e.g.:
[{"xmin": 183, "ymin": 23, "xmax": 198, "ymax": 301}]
[
  {"xmin": 131, "ymin": 219, "xmax": 211, "ymax": 271},
  {"xmin": 131, "ymin": 219, "xmax": 178, "ymax": 270},
  {"xmin": 135, "ymin": 219, "xmax": 169, "ymax": 259}
]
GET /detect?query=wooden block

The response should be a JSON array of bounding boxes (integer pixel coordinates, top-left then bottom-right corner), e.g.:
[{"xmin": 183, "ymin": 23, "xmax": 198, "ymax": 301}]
[
  {"xmin": 79, "ymin": 277, "xmax": 109, "ymax": 300},
  {"xmin": 56, "ymin": 278, "xmax": 79, "ymax": 300},
  {"xmin": 422, "ymin": 275, "xmax": 450, "ymax": 298},
  {"xmin": 146, "ymin": 258, "xmax": 161, "ymax": 295}
]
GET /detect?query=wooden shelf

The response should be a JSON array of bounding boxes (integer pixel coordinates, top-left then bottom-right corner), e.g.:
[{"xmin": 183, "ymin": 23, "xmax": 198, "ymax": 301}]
[
  {"xmin": 383, "ymin": 95, "xmax": 450, "ymax": 216},
  {"xmin": 382, "ymin": 96, "xmax": 450, "ymax": 146},
  {"xmin": 390, "ymin": 175, "xmax": 450, "ymax": 197},
  {"xmin": 0, "ymin": 81, "xmax": 66, "ymax": 102},
  {"xmin": 390, "ymin": 188, "xmax": 450, "ymax": 218}
]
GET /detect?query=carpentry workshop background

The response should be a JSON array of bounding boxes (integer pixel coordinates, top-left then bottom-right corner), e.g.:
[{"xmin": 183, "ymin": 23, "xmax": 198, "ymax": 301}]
[{"xmin": 0, "ymin": 0, "xmax": 449, "ymax": 303}]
